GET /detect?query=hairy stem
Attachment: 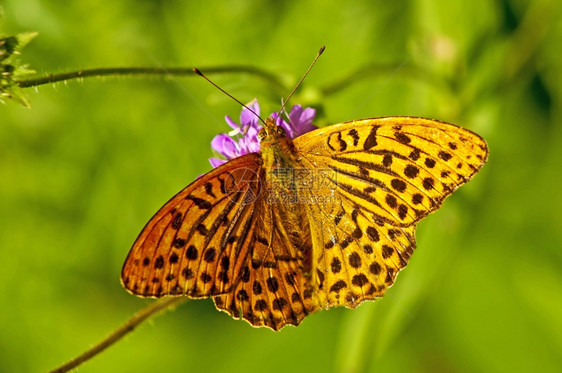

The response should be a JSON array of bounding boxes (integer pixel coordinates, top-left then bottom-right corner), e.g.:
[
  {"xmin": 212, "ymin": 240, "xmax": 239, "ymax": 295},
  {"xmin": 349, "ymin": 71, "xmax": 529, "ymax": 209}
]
[
  {"xmin": 48, "ymin": 297, "xmax": 187, "ymax": 373},
  {"xmin": 16, "ymin": 65, "xmax": 285, "ymax": 93}
]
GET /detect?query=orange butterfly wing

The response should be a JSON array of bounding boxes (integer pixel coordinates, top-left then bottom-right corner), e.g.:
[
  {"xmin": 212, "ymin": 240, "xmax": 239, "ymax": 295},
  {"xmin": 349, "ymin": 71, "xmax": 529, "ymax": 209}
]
[
  {"xmin": 292, "ymin": 116, "xmax": 488, "ymax": 309},
  {"xmin": 121, "ymin": 154, "xmax": 263, "ymax": 298}
]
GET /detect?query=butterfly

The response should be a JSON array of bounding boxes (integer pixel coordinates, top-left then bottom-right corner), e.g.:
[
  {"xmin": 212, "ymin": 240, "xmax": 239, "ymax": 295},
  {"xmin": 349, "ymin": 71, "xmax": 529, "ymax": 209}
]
[{"xmin": 121, "ymin": 115, "xmax": 488, "ymax": 330}]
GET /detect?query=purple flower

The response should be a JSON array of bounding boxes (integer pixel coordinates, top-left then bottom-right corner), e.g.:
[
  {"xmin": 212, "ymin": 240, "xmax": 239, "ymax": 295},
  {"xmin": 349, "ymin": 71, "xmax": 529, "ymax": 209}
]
[
  {"xmin": 271, "ymin": 104, "xmax": 317, "ymax": 139},
  {"xmin": 209, "ymin": 100, "xmax": 316, "ymax": 168}
]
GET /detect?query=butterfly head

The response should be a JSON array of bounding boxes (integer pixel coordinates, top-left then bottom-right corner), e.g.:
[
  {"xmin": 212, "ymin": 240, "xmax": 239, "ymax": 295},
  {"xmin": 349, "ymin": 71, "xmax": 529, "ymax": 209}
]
[{"xmin": 258, "ymin": 117, "xmax": 289, "ymax": 145}]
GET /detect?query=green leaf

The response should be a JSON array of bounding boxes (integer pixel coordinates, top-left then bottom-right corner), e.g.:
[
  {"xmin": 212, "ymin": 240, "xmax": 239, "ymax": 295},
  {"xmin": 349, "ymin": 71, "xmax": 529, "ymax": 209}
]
[{"xmin": 0, "ymin": 31, "xmax": 37, "ymax": 108}]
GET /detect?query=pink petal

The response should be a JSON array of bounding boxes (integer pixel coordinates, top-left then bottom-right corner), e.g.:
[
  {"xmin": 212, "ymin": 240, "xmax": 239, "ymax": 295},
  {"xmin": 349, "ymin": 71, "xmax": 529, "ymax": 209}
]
[
  {"xmin": 209, "ymin": 157, "xmax": 227, "ymax": 168},
  {"xmin": 211, "ymin": 134, "xmax": 240, "ymax": 158},
  {"xmin": 225, "ymin": 115, "xmax": 240, "ymax": 131}
]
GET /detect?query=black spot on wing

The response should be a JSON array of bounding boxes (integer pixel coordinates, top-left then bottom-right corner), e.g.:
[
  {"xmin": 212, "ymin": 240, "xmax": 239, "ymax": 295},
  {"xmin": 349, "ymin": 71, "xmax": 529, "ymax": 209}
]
[
  {"xmin": 327, "ymin": 131, "xmax": 347, "ymax": 152},
  {"xmin": 363, "ymin": 126, "xmax": 380, "ymax": 150},
  {"xmin": 348, "ymin": 129, "xmax": 359, "ymax": 146},
  {"xmin": 394, "ymin": 132, "xmax": 411, "ymax": 144},
  {"xmin": 186, "ymin": 196, "xmax": 212, "ymax": 209}
]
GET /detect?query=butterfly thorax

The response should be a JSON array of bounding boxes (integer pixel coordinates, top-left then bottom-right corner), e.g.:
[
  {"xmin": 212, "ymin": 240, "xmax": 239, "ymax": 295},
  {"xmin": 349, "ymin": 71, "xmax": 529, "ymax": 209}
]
[{"xmin": 258, "ymin": 118, "xmax": 299, "ymax": 188}]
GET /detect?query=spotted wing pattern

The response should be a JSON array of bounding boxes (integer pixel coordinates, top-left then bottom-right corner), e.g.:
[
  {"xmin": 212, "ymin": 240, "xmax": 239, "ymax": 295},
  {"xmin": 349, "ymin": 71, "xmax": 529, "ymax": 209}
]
[
  {"xmin": 121, "ymin": 154, "xmax": 263, "ymax": 298},
  {"xmin": 293, "ymin": 117, "xmax": 488, "ymax": 310}
]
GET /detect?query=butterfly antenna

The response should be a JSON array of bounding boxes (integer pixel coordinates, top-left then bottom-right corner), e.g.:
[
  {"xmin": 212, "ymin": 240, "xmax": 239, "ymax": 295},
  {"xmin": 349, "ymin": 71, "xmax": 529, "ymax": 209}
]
[
  {"xmin": 193, "ymin": 68, "xmax": 266, "ymax": 126},
  {"xmin": 278, "ymin": 45, "xmax": 325, "ymax": 117}
]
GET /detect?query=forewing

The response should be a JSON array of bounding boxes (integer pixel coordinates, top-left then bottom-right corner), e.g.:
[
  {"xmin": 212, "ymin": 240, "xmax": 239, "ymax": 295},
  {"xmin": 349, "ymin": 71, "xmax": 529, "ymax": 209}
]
[
  {"xmin": 294, "ymin": 117, "xmax": 488, "ymax": 227},
  {"xmin": 294, "ymin": 117, "xmax": 488, "ymax": 307},
  {"xmin": 121, "ymin": 154, "xmax": 262, "ymax": 298}
]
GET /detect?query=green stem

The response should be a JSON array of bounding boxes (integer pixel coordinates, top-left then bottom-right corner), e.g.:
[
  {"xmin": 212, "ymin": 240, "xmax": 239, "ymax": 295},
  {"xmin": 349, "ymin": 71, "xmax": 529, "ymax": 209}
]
[
  {"xmin": 48, "ymin": 297, "xmax": 187, "ymax": 373},
  {"xmin": 16, "ymin": 65, "xmax": 285, "ymax": 93}
]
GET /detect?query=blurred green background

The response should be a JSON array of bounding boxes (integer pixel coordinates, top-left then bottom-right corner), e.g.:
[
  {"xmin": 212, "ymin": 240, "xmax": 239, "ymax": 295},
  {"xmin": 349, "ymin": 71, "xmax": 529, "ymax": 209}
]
[{"xmin": 1, "ymin": 0, "xmax": 561, "ymax": 372}]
